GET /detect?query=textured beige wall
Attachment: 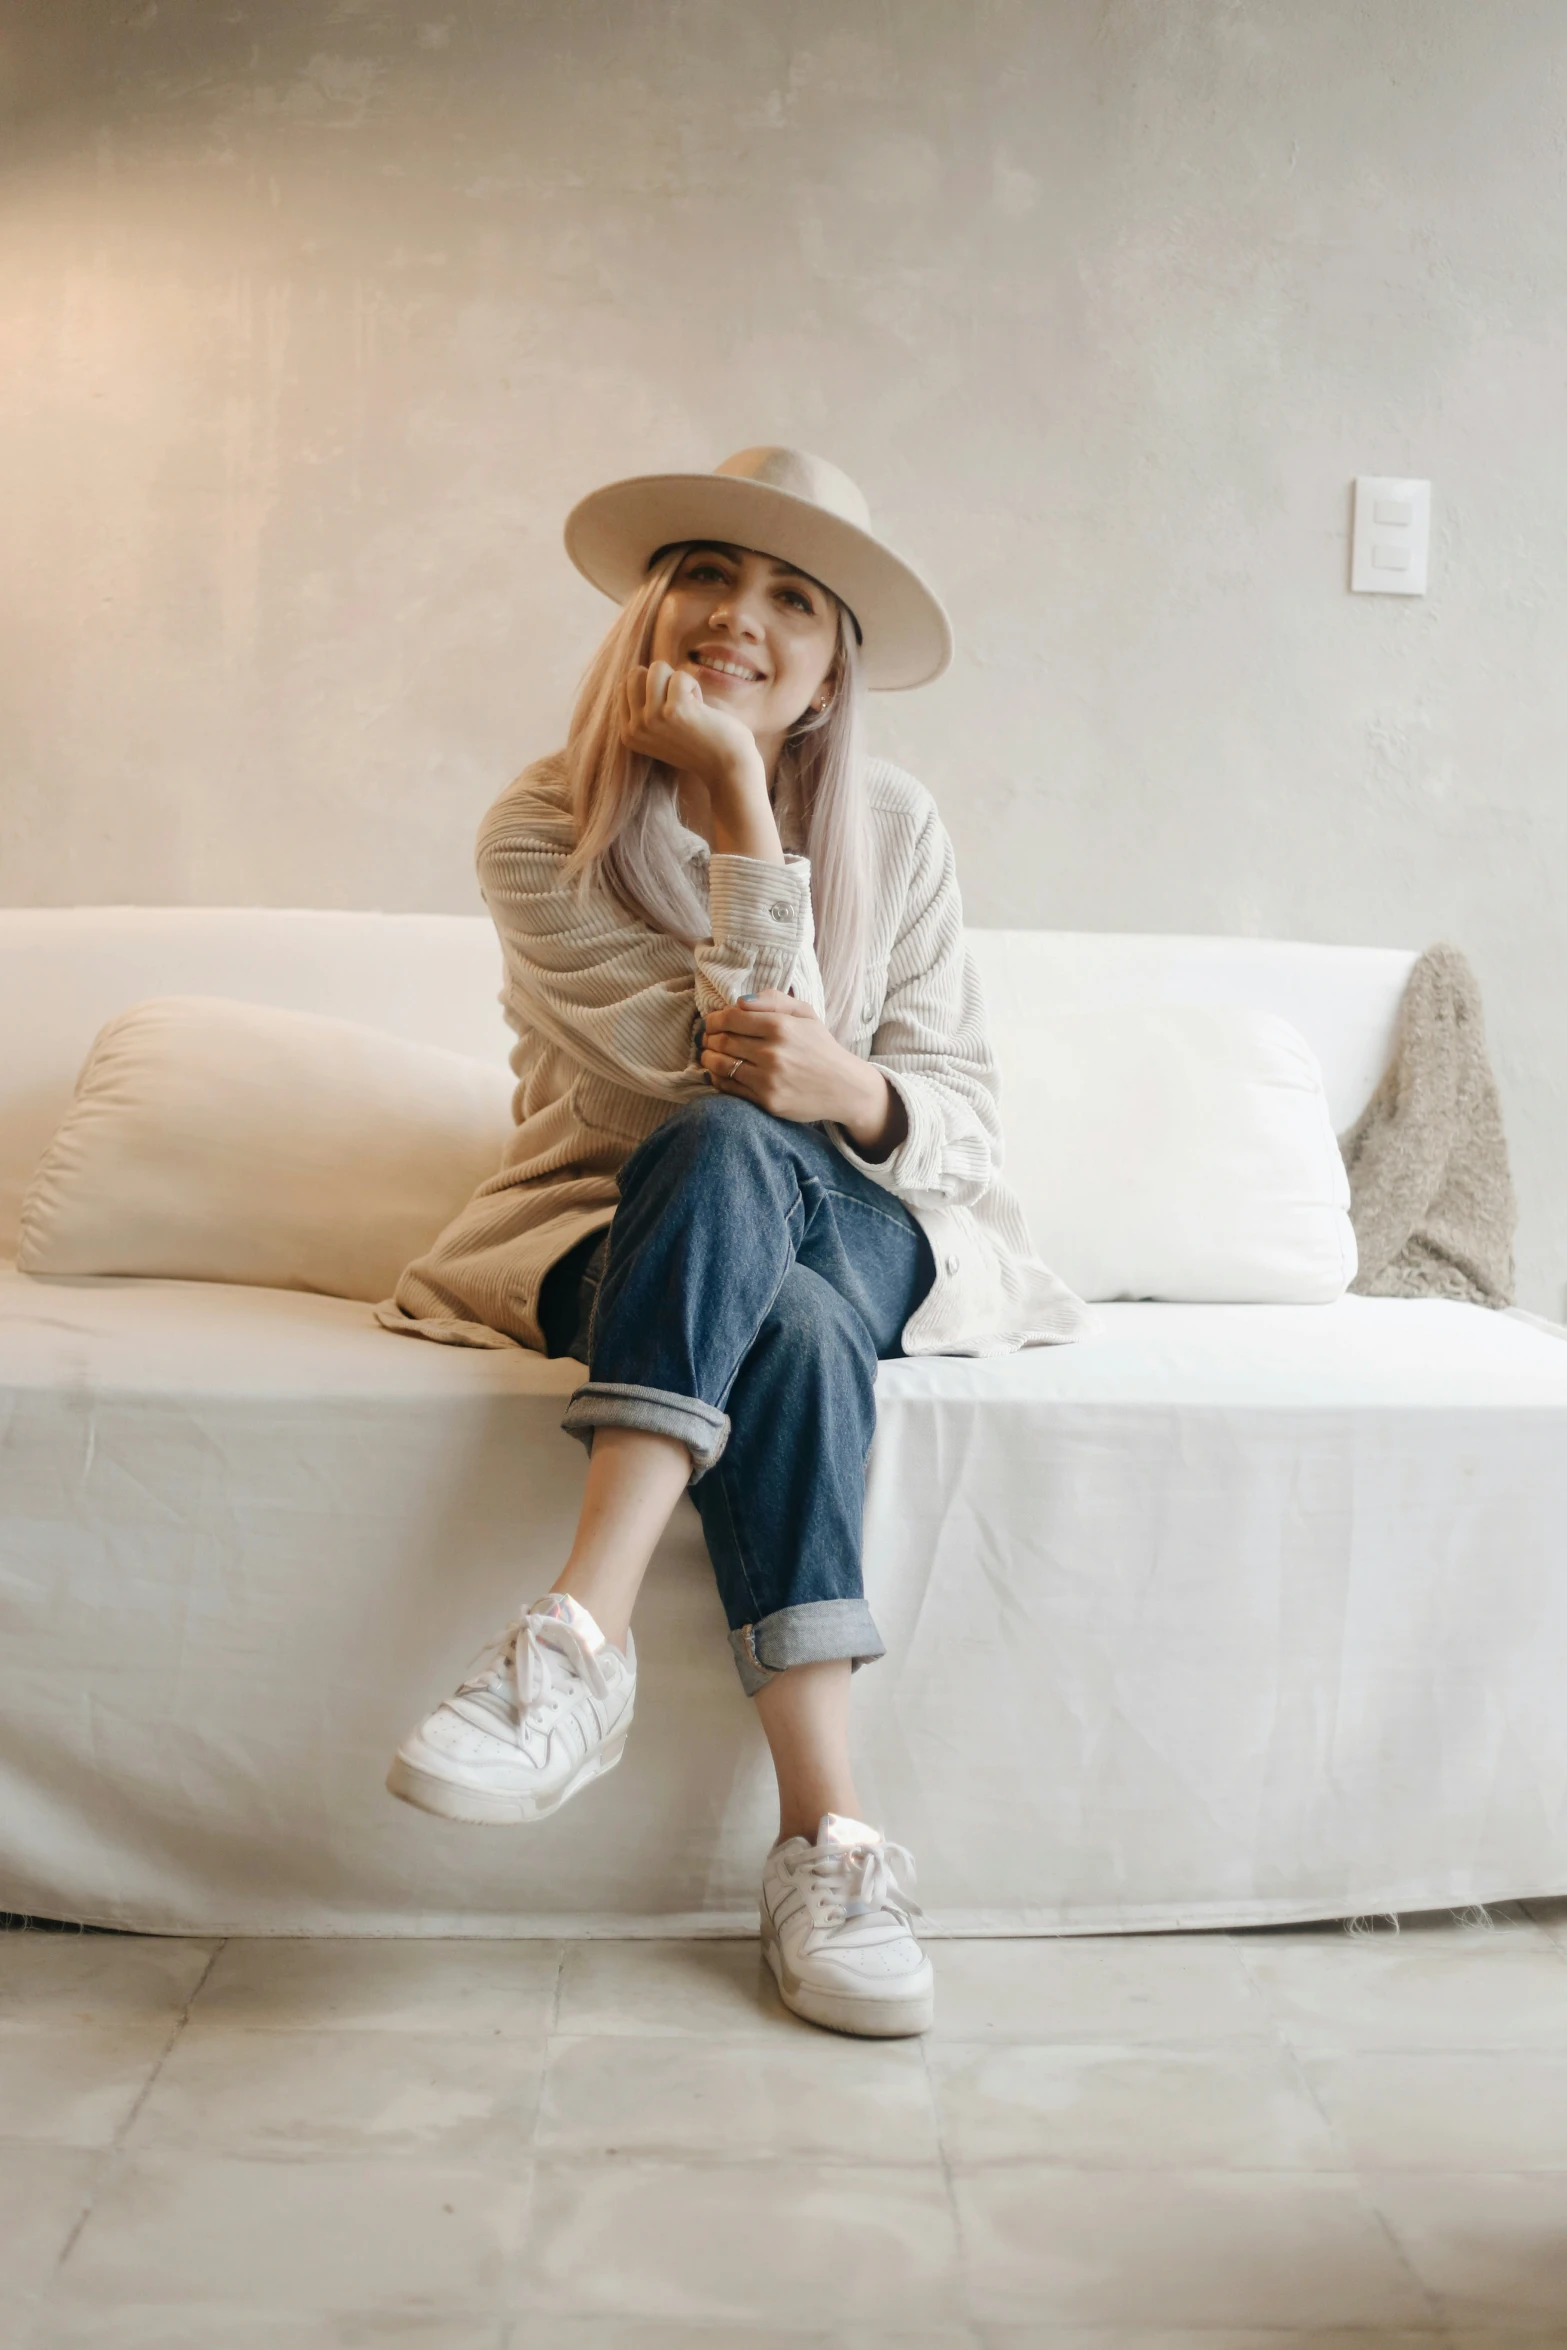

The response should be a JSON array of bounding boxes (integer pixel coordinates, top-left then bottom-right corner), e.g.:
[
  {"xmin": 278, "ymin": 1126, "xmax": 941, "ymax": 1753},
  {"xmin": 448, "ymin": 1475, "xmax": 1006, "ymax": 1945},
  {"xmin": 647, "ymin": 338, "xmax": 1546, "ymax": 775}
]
[{"xmin": 2, "ymin": 1, "xmax": 1564, "ymax": 1313}]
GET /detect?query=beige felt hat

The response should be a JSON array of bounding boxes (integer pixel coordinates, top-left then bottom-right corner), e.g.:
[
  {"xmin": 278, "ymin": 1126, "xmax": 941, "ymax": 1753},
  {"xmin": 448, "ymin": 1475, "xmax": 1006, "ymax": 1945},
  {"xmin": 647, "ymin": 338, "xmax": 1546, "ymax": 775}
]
[{"xmin": 563, "ymin": 445, "xmax": 953, "ymax": 691}]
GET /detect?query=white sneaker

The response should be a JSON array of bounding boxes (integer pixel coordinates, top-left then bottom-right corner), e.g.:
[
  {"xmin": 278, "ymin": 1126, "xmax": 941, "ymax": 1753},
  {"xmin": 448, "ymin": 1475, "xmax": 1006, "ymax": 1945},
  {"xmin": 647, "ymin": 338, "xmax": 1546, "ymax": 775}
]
[
  {"xmin": 761, "ymin": 1813, "xmax": 934, "ymax": 2038},
  {"xmin": 386, "ymin": 1593, "xmax": 635, "ymax": 1825}
]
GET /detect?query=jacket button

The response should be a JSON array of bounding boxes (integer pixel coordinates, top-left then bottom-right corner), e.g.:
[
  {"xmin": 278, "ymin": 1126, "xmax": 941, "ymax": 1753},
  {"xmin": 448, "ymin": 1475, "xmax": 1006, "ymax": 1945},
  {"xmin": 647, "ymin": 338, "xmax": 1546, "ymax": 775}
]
[
  {"xmin": 769, "ymin": 902, "xmax": 791, "ymax": 922},
  {"xmin": 944, "ymin": 1252, "xmax": 960, "ymax": 1275}
]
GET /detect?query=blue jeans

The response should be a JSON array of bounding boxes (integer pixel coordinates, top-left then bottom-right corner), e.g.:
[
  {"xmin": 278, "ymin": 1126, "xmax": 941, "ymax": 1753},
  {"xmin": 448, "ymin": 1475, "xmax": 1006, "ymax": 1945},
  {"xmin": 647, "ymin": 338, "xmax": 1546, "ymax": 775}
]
[{"xmin": 537, "ymin": 1095, "xmax": 937, "ymax": 1697}]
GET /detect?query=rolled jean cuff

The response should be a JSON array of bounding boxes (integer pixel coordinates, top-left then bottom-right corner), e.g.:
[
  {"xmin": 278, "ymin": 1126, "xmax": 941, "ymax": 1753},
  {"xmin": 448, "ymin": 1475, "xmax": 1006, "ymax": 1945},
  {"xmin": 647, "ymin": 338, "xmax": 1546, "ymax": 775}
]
[
  {"xmin": 560, "ymin": 1382, "xmax": 731, "ymax": 1484},
  {"xmin": 728, "ymin": 1597, "xmax": 887, "ymax": 1699}
]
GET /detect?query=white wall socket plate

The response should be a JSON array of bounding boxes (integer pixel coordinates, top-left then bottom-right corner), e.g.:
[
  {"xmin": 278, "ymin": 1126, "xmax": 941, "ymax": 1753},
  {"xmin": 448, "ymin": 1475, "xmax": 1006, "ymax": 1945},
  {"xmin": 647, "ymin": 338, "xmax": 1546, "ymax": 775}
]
[{"xmin": 1352, "ymin": 476, "xmax": 1430, "ymax": 595}]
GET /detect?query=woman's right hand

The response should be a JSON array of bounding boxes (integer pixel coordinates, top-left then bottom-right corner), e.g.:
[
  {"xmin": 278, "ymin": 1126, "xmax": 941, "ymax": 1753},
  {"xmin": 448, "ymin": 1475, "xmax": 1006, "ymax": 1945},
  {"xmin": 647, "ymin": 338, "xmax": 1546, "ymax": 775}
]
[{"xmin": 620, "ymin": 663, "xmax": 767, "ymax": 801}]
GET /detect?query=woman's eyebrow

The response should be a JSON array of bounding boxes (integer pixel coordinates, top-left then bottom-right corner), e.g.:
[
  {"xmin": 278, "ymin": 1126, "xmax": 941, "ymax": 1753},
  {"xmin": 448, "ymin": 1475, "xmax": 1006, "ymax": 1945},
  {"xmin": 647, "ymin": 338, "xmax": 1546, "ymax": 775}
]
[{"xmin": 683, "ymin": 543, "xmax": 825, "ymax": 595}]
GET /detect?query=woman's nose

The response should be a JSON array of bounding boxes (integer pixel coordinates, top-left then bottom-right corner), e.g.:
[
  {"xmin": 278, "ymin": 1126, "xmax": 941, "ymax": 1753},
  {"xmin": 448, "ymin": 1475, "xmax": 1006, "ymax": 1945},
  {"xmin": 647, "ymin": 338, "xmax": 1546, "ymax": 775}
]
[{"xmin": 708, "ymin": 589, "xmax": 765, "ymax": 639}]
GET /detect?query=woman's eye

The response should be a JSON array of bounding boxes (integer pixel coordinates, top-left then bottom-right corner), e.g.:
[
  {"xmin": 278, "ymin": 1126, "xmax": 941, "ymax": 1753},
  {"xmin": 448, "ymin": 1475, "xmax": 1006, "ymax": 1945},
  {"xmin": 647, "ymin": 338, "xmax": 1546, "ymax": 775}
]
[
  {"xmin": 778, "ymin": 589, "xmax": 813, "ymax": 613},
  {"xmin": 686, "ymin": 563, "xmax": 726, "ymax": 583}
]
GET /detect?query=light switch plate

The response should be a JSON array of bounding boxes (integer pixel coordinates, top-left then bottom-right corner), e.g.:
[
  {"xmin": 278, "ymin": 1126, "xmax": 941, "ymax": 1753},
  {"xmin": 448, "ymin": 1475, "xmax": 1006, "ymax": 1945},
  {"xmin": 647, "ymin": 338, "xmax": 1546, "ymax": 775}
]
[{"xmin": 1352, "ymin": 476, "xmax": 1430, "ymax": 594}]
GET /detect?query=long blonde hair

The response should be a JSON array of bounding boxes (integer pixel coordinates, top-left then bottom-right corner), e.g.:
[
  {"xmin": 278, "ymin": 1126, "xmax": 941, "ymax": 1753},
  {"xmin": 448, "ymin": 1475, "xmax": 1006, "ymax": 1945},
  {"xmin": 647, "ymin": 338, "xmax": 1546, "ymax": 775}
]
[{"xmin": 557, "ymin": 546, "xmax": 872, "ymax": 1047}]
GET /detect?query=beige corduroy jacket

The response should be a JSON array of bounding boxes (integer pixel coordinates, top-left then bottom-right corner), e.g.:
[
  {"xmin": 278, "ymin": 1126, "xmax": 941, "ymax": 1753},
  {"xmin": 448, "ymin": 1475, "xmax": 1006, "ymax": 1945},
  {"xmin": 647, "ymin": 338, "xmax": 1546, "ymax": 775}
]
[{"xmin": 376, "ymin": 751, "xmax": 1094, "ymax": 1358}]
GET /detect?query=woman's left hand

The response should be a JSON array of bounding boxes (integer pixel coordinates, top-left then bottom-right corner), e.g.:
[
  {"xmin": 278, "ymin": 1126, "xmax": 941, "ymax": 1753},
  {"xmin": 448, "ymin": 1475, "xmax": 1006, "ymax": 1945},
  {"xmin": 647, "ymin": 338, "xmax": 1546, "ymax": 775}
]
[{"xmin": 700, "ymin": 989, "xmax": 866, "ymax": 1127}]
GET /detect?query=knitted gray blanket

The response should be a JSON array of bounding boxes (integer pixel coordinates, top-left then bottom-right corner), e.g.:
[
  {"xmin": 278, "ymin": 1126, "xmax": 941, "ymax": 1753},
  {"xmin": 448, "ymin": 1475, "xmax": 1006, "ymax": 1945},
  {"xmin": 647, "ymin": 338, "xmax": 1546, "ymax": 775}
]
[{"xmin": 1338, "ymin": 943, "xmax": 1516, "ymax": 1309}]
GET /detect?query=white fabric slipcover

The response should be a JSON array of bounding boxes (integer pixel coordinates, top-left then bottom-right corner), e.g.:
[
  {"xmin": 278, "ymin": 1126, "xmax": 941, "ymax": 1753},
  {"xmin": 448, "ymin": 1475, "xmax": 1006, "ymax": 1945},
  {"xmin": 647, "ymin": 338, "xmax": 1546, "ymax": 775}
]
[
  {"xmin": 2, "ymin": 1265, "xmax": 1565, "ymax": 1935},
  {"xmin": 3, "ymin": 908, "xmax": 1564, "ymax": 1935}
]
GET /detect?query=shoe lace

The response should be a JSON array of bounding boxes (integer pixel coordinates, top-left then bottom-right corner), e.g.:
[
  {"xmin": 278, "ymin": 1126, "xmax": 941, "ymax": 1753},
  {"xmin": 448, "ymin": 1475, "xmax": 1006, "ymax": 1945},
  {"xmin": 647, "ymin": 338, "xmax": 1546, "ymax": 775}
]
[
  {"xmin": 457, "ymin": 1611, "xmax": 608, "ymax": 1728},
  {"xmin": 801, "ymin": 1837, "xmax": 924, "ymax": 1929}
]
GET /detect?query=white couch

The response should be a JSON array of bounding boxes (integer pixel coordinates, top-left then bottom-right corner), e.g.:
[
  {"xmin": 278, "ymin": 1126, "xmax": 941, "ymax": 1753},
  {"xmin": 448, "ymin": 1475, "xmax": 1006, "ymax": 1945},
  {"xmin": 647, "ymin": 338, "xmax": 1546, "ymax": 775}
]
[{"xmin": 3, "ymin": 907, "xmax": 1565, "ymax": 1938}]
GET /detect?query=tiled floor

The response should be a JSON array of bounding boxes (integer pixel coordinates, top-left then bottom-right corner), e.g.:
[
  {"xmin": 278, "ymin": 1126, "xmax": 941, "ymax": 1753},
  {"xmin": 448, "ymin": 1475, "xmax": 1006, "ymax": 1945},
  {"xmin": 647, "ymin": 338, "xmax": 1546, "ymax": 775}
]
[{"xmin": 3, "ymin": 1902, "xmax": 1567, "ymax": 2347}]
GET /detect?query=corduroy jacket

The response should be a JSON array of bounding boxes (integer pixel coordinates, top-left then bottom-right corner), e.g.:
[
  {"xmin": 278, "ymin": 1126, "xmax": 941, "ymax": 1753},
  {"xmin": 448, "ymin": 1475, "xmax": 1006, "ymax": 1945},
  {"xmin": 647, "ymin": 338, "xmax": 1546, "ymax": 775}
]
[{"xmin": 376, "ymin": 750, "xmax": 1093, "ymax": 1357}]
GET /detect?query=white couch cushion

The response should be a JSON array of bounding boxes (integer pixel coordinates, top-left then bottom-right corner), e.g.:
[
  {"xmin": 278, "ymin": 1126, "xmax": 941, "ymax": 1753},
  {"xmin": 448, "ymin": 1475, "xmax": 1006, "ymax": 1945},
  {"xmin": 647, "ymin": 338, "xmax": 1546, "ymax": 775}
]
[
  {"xmin": 17, "ymin": 995, "xmax": 516, "ymax": 1303},
  {"xmin": 968, "ymin": 932, "xmax": 1417, "ymax": 1135},
  {"xmin": 14, "ymin": 986, "xmax": 1358, "ymax": 1312},
  {"xmin": 0, "ymin": 908, "xmax": 514, "ymax": 1255},
  {"xmin": 0, "ymin": 910, "xmax": 1417, "ymax": 1258},
  {"xmin": 989, "ymin": 1004, "xmax": 1358, "ymax": 1303}
]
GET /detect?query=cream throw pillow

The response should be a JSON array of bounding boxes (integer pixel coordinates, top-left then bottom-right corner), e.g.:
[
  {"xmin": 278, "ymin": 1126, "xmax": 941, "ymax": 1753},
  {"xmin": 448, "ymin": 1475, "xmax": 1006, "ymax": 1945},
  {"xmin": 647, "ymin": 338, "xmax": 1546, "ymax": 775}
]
[
  {"xmin": 987, "ymin": 1004, "xmax": 1358, "ymax": 1303},
  {"xmin": 18, "ymin": 995, "xmax": 516, "ymax": 1303}
]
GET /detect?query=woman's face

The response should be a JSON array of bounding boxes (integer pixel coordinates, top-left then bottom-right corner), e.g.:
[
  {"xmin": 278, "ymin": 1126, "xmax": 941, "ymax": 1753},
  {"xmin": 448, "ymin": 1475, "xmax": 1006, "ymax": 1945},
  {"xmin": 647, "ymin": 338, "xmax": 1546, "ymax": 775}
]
[{"xmin": 647, "ymin": 543, "xmax": 841, "ymax": 754}]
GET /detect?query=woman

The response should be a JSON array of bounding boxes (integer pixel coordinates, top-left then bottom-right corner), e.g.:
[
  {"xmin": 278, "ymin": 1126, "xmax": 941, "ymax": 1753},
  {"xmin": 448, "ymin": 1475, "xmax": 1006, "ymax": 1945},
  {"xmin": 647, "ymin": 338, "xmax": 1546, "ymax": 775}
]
[{"xmin": 377, "ymin": 446, "xmax": 1092, "ymax": 2038}]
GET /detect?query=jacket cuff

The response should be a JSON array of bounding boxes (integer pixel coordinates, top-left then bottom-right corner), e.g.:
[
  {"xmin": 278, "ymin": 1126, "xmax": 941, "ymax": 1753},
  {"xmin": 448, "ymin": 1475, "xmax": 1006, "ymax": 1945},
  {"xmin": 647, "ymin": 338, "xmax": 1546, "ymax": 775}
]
[
  {"xmin": 823, "ymin": 1066, "xmax": 940, "ymax": 1196},
  {"xmin": 706, "ymin": 851, "xmax": 812, "ymax": 955}
]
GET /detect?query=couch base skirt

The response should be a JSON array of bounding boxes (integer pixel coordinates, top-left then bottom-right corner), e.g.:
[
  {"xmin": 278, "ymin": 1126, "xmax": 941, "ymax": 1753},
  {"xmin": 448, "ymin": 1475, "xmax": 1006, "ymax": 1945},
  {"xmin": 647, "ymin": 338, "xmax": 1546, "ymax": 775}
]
[
  {"xmin": 9, "ymin": 1889, "xmax": 1555, "ymax": 1941},
  {"xmin": 3, "ymin": 1271, "xmax": 1566, "ymax": 1937}
]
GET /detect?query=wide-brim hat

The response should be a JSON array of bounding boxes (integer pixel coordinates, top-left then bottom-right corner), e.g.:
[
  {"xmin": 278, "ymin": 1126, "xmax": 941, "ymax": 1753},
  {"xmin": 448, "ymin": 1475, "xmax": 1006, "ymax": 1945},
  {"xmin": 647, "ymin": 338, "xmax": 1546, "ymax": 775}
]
[{"xmin": 563, "ymin": 445, "xmax": 952, "ymax": 691}]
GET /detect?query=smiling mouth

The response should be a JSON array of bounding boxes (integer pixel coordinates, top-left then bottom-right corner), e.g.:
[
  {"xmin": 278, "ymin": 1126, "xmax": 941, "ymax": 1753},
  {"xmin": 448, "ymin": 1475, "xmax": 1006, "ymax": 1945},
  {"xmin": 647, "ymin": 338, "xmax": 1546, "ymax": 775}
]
[{"xmin": 688, "ymin": 652, "xmax": 765, "ymax": 684}]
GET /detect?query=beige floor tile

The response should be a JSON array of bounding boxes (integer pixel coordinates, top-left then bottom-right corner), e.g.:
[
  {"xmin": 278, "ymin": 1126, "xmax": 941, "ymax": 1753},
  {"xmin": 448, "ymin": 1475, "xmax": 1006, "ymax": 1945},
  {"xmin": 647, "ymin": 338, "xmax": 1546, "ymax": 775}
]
[
  {"xmin": 1442, "ymin": 2336, "xmax": 1567, "ymax": 2349},
  {"xmin": 0, "ymin": 2019, "xmax": 176, "ymax": 2146},
  {"xmin": 952, "ymin": 2168, "xmax": 1432, "ymax": 2327},
  {"xmin": 31, "ymin": 2311, "xmax": 509, "ymax": 2348},
  {"xmin": 516, "ymin": 2158, "xmax": 963, "ymax": 2324},
  {"xmin": 1303, "ymin": 2049, "xmax": 1567, "ymax": 2170},
  {"xmin": 1364, "ymin": 2170, "xmax": 1567, "ymax": 2327},
  {"xmin": 190, "ymin": 1939, "xmax": 561, "ymax": 2037},
  {"xmin": 929, "ymin": 2040, "xmax": 1342, "ymax": 2170},
  {"xmin": 0, "ymin": 2143, "xmax": 102, "ymax": 2298},
  {"xmin": 553, "ymin": 1938, "xmax": 789, "ymax": 2038},
  {"xmin": 498, "ymin": 2327, "xmax": 981, "ymax": 2348},
  {"xmin": 1441, "ymin": 2338, "xmax": 1567, "ymax": 2349},
  {"xmin": 0, "ymin": 1933, "xmax": 216, "ymax": 2027},
  {"xmin": 981, "ymin": 2332, "xmax": 1449, "ymax": 2347},
  {"xmin": 123, "ymin": 2025, "xmax": 545, "ymax": 2162},
  {"xmin": 538, "ymin": 2030, "xmax": 939, "ymax": 2163},
  {"xmin": 57, "ymin": 2150, "xmax": 528, "ymax": 2311},
  {"xmin": 929, "ymin": 1936, "xmax": 1272, "ymax": 2045},
  {"xmin": 1234, "ymin": 1935, "xmax": 1567, "ymax": 2052}
]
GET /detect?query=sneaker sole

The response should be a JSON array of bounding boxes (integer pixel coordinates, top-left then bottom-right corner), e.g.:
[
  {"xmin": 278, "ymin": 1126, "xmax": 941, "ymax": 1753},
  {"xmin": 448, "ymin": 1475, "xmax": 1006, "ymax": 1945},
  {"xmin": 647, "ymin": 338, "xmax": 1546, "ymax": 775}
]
[
  {"xmin": 761, "ymin": 1913, "xmax": 934, "ymax": 2039},
  {"xmin": 385, "ymin": 1720, "xmax": 631, "ymax": 1826}
]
